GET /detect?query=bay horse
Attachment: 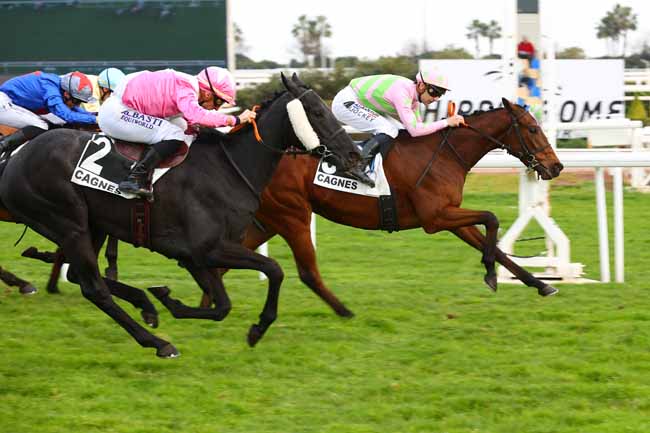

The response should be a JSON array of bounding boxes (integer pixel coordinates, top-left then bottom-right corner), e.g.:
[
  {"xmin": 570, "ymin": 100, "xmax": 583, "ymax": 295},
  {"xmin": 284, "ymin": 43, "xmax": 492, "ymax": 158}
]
[
  {"xmin": 0, "ymin": 73, "xmax": 363, "ymax": 357},
  {"xmin": 201, "ymin": 98, "xmax": 564, "ymax": 316}
]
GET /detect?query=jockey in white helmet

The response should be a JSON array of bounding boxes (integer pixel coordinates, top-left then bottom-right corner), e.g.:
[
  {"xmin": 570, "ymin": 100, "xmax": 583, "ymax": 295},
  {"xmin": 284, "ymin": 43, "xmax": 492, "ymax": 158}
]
[{"xmin": 331, "ymin": 66, "xmax": 464, "ymax": 166}]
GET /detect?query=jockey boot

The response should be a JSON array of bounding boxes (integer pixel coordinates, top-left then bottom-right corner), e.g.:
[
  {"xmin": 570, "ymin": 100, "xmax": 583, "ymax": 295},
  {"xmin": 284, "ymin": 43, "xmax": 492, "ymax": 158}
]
[
  {"xmin": 360, "ymin": 133, "xmax": 393, "ymax": 166},
  {"xmin": 0, "ymin": 126, "xmax": 47, "ymax": 157},
  {"xmin": 118, "ymin": 146, "xmax": 163, "ymax": 199},
  {"xmin": 118, "ymin": 139, "xmax": 183, "ymax": 199}
]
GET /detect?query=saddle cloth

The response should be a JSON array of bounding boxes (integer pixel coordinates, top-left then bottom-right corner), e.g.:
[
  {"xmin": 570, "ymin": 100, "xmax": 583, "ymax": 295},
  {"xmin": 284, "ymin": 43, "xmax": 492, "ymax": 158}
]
[
  {"xmin": 313, "ymin": 150, "xmax": 391, "ymax": 197},
  {"xmin": 70, "ymin": 133, "xmax": 189, "ymax": 199}
]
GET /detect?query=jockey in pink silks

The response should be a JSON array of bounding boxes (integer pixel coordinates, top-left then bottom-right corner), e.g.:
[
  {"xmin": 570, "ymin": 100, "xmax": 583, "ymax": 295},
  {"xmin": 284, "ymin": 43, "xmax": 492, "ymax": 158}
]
[
  {"xmin": 98, "ymin": 66, "xmax": 256, "ymax": 198},
  {"xmin": 331, "ymin": 66, "xmax": 465, "ymax": 165}
]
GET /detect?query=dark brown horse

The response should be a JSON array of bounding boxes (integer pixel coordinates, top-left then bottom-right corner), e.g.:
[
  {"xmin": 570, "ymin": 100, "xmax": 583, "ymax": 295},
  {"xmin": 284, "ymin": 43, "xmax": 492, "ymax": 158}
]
[
  {"xmin": 201, "ymin": 98, "xmax": 564, "ymax": 315},
  {"xmin": 0, "ymin": 74, "xmax": 365, "ymax": 357},
  {"xmin": 0, "ymin": 126, "xmax": 38, "ymax": 294}
]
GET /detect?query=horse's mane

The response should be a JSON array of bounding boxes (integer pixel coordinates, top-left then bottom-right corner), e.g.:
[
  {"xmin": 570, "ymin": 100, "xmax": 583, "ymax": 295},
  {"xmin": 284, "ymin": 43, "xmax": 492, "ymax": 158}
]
[
  {"xmin": 464, "ymin": 106, "xmax": 506, "ymax": 119},
  {"xmin": 195, "ymin": 90, "xmax": 291, "ymax": 145}
]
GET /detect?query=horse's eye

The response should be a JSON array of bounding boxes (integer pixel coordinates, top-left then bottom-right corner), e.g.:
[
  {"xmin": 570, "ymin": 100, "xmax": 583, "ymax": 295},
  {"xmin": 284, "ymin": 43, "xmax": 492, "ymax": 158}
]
[{"xmin": 529, "ymin": 126, "xmax": 538, "ymax": 134}]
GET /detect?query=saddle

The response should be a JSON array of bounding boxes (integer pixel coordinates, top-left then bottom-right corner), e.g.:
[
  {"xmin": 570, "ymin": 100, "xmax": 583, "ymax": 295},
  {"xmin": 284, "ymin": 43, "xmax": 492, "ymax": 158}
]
[{"xmin": 113, "ymin": 138, "xmax": 189, "ymax": 170}]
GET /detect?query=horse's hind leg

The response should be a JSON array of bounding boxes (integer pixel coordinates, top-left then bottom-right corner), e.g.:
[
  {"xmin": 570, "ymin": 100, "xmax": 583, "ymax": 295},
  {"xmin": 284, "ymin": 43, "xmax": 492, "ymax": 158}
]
[
  {"xmin": 0, "ymin": 266, "xmax": 37, "ymax": 295},
  {"xmin": 452, "ymin": 225, "xmax": 558, "ymax": 297},
  {"xmin": 61, "ymin": 233, "xmax": 178, "ymax": 357}
]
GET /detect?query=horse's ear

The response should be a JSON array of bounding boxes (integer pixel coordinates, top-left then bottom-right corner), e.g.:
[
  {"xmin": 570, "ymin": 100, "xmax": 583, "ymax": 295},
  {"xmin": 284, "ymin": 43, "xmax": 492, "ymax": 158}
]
[
  {"xmin": 291, "ymin": 73, "xmax": 305, "ymax": 87},
  {"xmin": 502, "ymin": 97, "xmax": 514, "ymax": 113},
  {"xmin": 282, "ymin": 72, "xmax": 300, "ymax": 95}
]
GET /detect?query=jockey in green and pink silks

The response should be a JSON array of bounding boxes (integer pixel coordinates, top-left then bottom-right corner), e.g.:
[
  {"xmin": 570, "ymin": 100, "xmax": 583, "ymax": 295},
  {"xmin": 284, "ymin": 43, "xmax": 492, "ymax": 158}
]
[{"xmin": 331, "ymin": 66, "xmax": 465, "ymax": 166}]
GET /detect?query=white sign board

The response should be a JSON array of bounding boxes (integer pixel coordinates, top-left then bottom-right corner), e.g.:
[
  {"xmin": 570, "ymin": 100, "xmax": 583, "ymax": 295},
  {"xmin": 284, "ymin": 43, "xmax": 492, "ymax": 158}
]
[{"xmin": 420, "ymin": 59, "xmax": 625, "ymax": 123}]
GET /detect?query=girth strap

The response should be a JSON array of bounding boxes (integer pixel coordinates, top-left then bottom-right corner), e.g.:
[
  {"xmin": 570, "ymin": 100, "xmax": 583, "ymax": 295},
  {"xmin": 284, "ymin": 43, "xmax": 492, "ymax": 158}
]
[
  {"xmin": 378, "ymin": 192, "xmax": 399, "ymax": 233},
  {"xmin": 131, "ymin": 200, "xmax": 151, "ymax": 248}
]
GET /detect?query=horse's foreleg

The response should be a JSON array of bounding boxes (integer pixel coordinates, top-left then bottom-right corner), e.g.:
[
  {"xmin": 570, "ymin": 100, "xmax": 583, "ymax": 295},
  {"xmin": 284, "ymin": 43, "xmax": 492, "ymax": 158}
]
[
  {"xmin": 452, "ymin": 225, "xmax": 558, "ymax": 296},
  {"xmin": 0, "ymin": 266, "xmax": 37, "ymax": 294},
  {"xmin": 103, "ymin": 278, "xmax": 159, "ymax": 328},
  {"xmin": 285, "ymin": 228, "xmax": 354, "ymax": 317},
  {"xmin": 206, "ymin": 241, "xmax": 284, "ymax": 347},
  {"xmin": 104, "ymin": 236, "xmax": 119, "ymax": 281},
  {"xmin": 438, "ymin": 207, "xmax": 500, "ymax": 290},
  {"xmin": 201, "ymin": 221, "xmax": 276, "ymax": 308},
  {"xmin": 148, "ymin": 262, "xmax": 231, "ymax": 321}
]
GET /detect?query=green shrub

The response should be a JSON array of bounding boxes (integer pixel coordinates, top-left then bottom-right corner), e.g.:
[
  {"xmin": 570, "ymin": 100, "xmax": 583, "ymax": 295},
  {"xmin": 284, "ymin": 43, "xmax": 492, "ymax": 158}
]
[{"xmin": 627, "ymin": 95, "xmax": 648, "ymax": 125}]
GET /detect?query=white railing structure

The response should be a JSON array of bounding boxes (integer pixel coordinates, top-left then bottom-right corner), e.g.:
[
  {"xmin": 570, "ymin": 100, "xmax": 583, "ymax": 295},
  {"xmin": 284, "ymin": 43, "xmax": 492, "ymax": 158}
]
[{"xmin": 480, "ymin": 148, "xmax": 650, "ymax": 284}]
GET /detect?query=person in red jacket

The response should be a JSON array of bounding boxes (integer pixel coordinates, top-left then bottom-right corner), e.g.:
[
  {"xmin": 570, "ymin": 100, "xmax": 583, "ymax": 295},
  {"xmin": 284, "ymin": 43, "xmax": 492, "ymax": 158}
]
[{"xmin": 517, "ymin": 36, "xmax": 536, "ymax": 60}]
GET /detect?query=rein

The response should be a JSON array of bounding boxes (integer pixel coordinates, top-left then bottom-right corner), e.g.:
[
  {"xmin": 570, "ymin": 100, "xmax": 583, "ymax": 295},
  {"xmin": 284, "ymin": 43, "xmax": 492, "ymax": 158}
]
[
  {"xmin": 220, "ymin": 89, "xmax": 344, "ymax": 199},
  {"xmin": 415, "ymin": 108, "xmax": 551, "ymax": 188}
]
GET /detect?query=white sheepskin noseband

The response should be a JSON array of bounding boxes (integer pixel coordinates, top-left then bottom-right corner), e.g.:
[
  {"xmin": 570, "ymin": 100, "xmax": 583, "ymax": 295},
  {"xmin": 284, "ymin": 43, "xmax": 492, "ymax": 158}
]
[{"xmin": 286, "ymin": 98, "xmax": 320, "ymax": 150}]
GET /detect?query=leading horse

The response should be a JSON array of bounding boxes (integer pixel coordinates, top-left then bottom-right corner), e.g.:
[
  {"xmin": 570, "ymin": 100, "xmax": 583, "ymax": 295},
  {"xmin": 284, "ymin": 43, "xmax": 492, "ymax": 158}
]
[
  {"xmin": 204, "ymin": 98, "xmax": 564, "ymax": 316},
  {"xmin": 0, "ymin": 73, "xmax": 363, "ymax": 357}
]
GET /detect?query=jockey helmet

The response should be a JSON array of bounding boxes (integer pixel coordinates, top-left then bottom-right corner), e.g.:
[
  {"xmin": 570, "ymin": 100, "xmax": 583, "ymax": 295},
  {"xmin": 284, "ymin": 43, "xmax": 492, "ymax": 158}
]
[
  {"xmin": 416, "ymin": 67, "xmax": 450, "ymax": 97},
  {"xmin": 196, "ymin": 66, "xmax": 236, "ymax": 105},
  {"xmin": 60, "ymin": 71, "xmax": 96, "ymax": 103},
  {"xmin": 98, "ymin": 68, "xmax": 126, "ymax": 92}
]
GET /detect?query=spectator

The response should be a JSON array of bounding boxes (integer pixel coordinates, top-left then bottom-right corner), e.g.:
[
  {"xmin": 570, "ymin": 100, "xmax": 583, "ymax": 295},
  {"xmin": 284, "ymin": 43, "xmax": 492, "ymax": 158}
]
[{"xmin": 517, "ymin": 36, "xmax": 536, "ymax": 60}]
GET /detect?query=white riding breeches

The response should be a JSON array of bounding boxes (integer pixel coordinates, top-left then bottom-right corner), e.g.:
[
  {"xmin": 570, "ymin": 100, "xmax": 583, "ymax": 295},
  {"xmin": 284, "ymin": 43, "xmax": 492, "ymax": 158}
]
[
  {"xmin": 0, "ymin": 91, "xmax": 50, "ymax": 130},
  {"xmin": 97, "ymin": 94, "xmax": 194, "ymax": 146},
  {"xmin": 331, "ymin": 86, "xmax": 402, "ymax": 138}
]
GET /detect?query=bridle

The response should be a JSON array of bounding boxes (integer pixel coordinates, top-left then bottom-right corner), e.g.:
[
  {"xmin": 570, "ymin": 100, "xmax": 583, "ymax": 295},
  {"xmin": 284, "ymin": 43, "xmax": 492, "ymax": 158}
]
[
  {"xmin": 220, "ymin": 88, "xmax": 350, "ymax": 198},
  {"xmin": 416, "ymin": 107, "xmax": 552, "ymax": 187},
  {"xmin": 465, "ymin": 108, "xmax": 552, "ymax": 172}
]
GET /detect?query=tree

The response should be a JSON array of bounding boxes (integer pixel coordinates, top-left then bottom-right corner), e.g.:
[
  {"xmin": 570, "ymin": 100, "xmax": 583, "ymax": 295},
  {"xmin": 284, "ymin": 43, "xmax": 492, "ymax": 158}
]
[
  {"xmin": 556, "ymin": 46, "xmax": 586, "ymax": 59},
  {"xmin": 291, "ymin": 14, "xmax": 332, "ymax": 67},
  {"xmin": 627, "ymin": 95, "xmax": 648, "ymax": 126},
  {"xmin": 233, "ymin": 23, "xmax": 247, "ymax": 55},
  {"xmin": 420, "ymin": 46, "xmax": 473, "ymax": 59},
  {"xmin": 466, "ymin": 19, "xmax": 487, "ymax": 58},
  {"xmin": 484, "ymin": 20, "xmax": 502, "ymax": 56},
  {"xmin": 596, "ymin": 4, "xmax": 637, "ymax": 56}
]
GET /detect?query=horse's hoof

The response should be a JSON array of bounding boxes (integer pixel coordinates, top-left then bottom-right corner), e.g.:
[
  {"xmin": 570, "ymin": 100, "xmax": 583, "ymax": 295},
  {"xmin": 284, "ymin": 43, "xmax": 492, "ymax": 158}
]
[
  {"xmin": 156, "ymin": 343, "xmax": 179, "ymax": 358},
  {"xmin": 141, "ymin": 311, "xmax": 159, "ymax": 328},
  {"xmin": 247, "ymin": 324, "xmax": 264, "ymax": 347},
  {"xmin": 484, "ymin": 274, "xmax": 498, "ymax": 292},
  {"xmin": 538, "ymin": 285, "xmax": 558, "ymax": 297},
  {"xmin": 148, "ymin": 286, "xmax": 170, "ymax": 299},
  {"xmin": 19, "ymin": 284, "xmax": 37, "ymax": 295},
  {"xmin": 336, "ymin": 306, "xmax": 355, "ymax": 318},
  {"xmin": 21, "ymin": 247, "xmax": 38, "ymax": 258}
]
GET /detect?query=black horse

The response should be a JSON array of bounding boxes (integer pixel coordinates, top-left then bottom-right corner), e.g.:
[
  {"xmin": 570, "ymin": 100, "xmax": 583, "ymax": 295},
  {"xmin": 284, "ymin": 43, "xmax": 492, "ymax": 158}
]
[{"xmin": 0, "ymin": 73, "xmax": 362, "ymax": 357}]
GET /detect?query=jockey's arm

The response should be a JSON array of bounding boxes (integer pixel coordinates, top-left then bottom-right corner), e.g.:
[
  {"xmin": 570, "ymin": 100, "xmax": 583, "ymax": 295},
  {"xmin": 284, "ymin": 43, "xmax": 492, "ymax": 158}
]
[
  {"xmin": 176, "ymin": 86, "xmax": 238, "ymax": 128},
  {"xmin": 392, "ymin": 94, "xmax": 448, "ymax": 137},
  {"xmin": 42, "ymin": 82, "xmax": 97, "ymax": 125}
]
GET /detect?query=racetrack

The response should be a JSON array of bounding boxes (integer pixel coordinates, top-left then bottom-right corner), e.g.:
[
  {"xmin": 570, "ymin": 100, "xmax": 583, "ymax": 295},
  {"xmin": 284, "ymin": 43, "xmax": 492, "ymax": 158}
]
[{"xmin": 1, "ymin": 172, "xmax": 650, "ymax": 433}]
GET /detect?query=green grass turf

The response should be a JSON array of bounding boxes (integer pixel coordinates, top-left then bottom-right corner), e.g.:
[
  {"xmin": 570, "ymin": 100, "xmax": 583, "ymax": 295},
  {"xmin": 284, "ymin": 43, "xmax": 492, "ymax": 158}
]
[{"xmin": 1, "ymin": 172, "xmax": 650, "ymax": 433}]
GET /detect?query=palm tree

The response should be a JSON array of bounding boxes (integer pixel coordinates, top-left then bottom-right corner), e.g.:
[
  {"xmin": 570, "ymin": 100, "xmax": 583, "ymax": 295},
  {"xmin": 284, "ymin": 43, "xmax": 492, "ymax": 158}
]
[
  {"xmin": 596, "ymin": 4, "xmax": 637, "ymax": 56},
  {"xmin": 466, "ymin": 19, "xmax": 487, "ymax": 58},
  {"xmin": 485, "ymin": 20, "xmax": 502, "ymax": 56},
  {"xmin": 291, "ymin": 15, "xmax": 332, "ymax": 67}
]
